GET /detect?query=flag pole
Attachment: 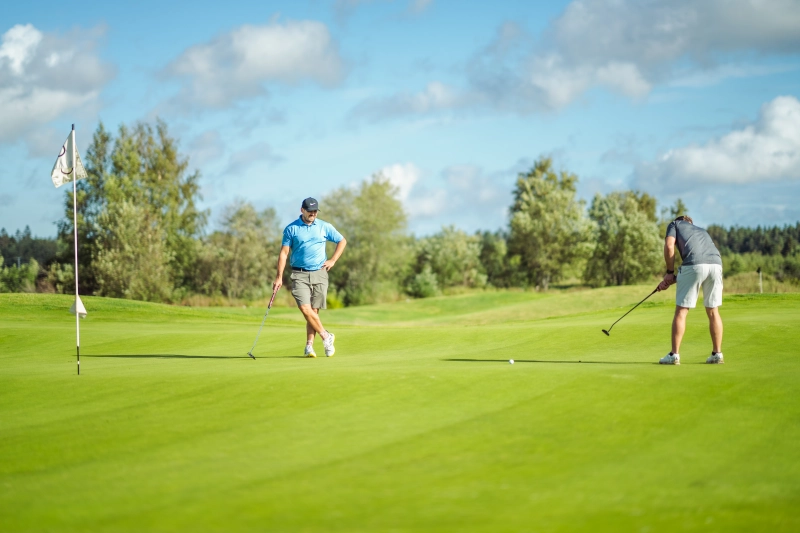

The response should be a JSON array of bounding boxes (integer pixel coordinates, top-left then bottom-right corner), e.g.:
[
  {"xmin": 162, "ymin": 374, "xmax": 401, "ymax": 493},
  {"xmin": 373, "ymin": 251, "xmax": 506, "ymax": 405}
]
[{"xmin": 72, "ymin": 124, "xmax": 80, "ymax": 375}]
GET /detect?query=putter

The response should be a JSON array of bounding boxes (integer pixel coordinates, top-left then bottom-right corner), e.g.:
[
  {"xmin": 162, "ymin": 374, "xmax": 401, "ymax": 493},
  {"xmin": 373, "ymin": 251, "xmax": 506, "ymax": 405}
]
[
  {"xmin": 247, "ymin": 289, "xmax": 279, "ymax": 359},
  {"xmin": 602, "ymin": 287, "xmax": 659, "ymax": 336}
]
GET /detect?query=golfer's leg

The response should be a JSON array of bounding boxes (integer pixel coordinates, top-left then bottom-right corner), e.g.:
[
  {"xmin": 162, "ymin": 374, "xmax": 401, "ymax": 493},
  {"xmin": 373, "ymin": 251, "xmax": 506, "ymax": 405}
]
[
  {"xmin": 672, "ymin": 306, "xmax": 689, "ymax": 354},
  {"xmin": 306, "ymin": 321, "xmax": 315, "ymax": 343},
  {"xmin": 299, "ymin": 304, "xmax": 326, "ymax": 337},
  {"xmin": 306, "ymin": 309, "xmax": 320, "ymax": 343},
  {"xmin": 705, "ymin": 307, "xmax": 723, "ymax": 353}
]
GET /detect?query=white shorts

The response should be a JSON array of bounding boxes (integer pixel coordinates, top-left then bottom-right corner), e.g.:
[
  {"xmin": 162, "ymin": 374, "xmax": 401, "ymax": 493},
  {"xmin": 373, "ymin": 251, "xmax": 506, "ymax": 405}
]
[{"xmin": 676, "ymin": 264, "xmax": 723, "ymax": 308}]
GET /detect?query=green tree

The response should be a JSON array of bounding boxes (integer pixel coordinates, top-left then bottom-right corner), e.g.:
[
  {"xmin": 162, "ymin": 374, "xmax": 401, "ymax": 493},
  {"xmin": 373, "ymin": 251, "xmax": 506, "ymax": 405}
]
[
  {"xmin": 507, "ymin": 158, "xmax": 593, "ymax": 290},
  {"xmin": 197, "ymin": 201, "xmax": 281, "ymax": 300},
  {"xmin": 93, "ymin": 200, "xmax": 174, "ymax": 301},
  {"xmin": 57, "ymin": 120, "xmax": 207, "ymax": 301},
  {"xmin": 412, "ymin": 226, "xmax": 486, "ymax": 292},
  {"xmin": 322, "ymin": 174, "xmax": 412, "ymax": 306},
  {"xmin": 477, "ymin": 230, "xmax": 529, "ymax": 288},
  {"xmin": 584, "ymin": 191, "xmax": 662, "ymax": 287},
  {"xmin": 0, "ymin": 227, "xmax": 59, "ymax": 268},
  {"xmin": 407, "ymin": 264, "xmax": 439, "ymax": 298},
  {"xmin": 0, "ymin": 257, "xmax": 39, "ymax": 293}
]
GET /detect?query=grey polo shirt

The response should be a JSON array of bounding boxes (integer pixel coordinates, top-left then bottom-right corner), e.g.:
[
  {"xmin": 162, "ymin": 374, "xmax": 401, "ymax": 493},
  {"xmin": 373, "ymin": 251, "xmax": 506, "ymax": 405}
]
[{"xmin": 666, "ymin": 220, "xmax": 722, "ymax": 267}]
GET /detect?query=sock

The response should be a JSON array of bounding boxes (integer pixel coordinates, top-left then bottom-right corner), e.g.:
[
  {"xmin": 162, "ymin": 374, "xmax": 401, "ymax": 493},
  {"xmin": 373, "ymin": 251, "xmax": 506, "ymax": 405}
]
[
  {"xmin": 306, "ymin": 340, "xmax": 313, "ymax": 346},
  {"xmin": 321, "ymin": 331, "xmax": 330, "ymax": 341}
]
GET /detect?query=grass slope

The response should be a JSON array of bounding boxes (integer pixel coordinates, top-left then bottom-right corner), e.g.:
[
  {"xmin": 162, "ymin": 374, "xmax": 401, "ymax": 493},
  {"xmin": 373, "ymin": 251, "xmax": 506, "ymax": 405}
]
[{"xmin": 1, "ymin": 290, "xmax": 799, "ymax": 532}]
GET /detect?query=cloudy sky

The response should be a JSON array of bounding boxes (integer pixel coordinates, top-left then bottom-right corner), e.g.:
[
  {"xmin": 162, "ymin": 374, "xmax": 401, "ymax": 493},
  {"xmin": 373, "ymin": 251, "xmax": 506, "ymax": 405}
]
[{"xmin": 2, "ymin": 0, "xmax": 800, "ymax": 237}]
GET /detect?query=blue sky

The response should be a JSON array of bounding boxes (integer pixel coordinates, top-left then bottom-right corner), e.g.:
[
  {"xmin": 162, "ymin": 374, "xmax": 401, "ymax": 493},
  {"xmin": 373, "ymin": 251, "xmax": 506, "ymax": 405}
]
[{"xmin": 1, "ymin": 0, "xmax": 799, "ymax": 238}]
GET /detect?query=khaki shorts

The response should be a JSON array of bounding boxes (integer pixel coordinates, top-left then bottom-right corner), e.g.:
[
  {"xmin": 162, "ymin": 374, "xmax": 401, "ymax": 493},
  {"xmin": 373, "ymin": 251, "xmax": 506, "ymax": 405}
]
[
  {"xmin": 676, "ymin": 264, "xmax": 723, "ymax": 308},
  {"xmin": 290, "ymin": 268, "xmax": 329, "ymax": 309}
]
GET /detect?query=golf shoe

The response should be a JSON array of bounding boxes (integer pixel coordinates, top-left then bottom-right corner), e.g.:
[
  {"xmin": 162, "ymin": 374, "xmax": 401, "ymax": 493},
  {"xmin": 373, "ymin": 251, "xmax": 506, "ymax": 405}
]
[
  {"xmin": 323, "ymin": 331, "xmax": 335, "ymax": 357},
  {"xmin": 659, "ymin": 352, "xmax": 680, "ymax": 365}
]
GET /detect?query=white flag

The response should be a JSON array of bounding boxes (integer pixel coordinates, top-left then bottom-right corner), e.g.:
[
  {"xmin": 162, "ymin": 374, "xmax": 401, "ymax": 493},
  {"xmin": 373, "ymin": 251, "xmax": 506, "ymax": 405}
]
[
  {"xmin": 51, "ymin": 131, "xmax": 88, "ymax": 188},
  {"xmin": 70, "ymin": 295, "xmax": 88, "ymax": 319}
]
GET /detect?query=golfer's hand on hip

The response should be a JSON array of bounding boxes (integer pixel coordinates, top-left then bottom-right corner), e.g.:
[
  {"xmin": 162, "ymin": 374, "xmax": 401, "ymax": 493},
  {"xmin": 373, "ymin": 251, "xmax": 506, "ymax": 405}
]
[{"xmin": 323, "ymin": 259, "xmax": 336, "ymax": 271}]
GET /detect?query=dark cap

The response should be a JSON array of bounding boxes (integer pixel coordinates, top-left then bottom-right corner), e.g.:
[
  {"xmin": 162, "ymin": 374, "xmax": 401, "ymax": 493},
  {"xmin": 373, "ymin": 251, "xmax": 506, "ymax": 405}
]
[{"xmin": 301, "ymin": 197, "xmax": 319, "ymax": 211}]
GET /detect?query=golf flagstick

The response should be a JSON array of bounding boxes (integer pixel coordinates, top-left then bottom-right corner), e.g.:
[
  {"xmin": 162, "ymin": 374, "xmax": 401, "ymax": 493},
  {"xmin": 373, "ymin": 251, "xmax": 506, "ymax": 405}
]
[
  {"xmin": 602, "ymin": 286, "xmax": 659, "ymax": 336},
  {"xmin": 51, "ymin": 124, "xmax": 89, "ymax": 374},
  {"xmin": 247, "ymin": 288, "xmax": 279, "ymax": 359}
]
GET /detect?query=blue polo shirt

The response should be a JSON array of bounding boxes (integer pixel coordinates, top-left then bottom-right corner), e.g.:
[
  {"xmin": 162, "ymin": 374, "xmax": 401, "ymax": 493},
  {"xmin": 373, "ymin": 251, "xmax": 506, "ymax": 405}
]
[{"xmin": 282, "ymin": 216, "xmax": 344, "ymax": 270}]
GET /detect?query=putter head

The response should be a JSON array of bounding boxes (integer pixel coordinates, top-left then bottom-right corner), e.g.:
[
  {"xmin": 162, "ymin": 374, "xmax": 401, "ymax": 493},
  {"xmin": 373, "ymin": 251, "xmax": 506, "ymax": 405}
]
[
  {"xmin": 247, "ymin": 352, "xmax": 256, "ymax": 359},
  {"xmin": 602, "ymin": 329, "xmax": 610, "ymax": 336}
]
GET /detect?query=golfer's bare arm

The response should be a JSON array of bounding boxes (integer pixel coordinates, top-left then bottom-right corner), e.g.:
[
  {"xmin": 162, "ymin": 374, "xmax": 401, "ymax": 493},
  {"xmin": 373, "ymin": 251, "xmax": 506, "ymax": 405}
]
[
  {"xmin": 273, "ymin": 245, "xmax": 291, "ymax": 291},
  {"xmin": 323, "ymin": 238, "xmax": 347, "ymax": 271},
  {"xmin": 664, "ymin": 236, "xmax": 676, "ymax": 272},
  {"xmin": 658, "ymin": 236, "xmax": 677, "ymax": 291}
]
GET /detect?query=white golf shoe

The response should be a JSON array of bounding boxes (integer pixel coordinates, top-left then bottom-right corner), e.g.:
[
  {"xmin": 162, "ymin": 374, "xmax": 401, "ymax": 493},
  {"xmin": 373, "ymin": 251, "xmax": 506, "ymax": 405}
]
[
  {"xmin": 659, "ymin": 352, "xmax": 680, "ymax": 365},
  {"xmin": 706, "ymin": 352, "xmax": 724, "ymax": 364},
  {"xmin": 323, "ymin": 331, "xmax": 335, "ymax": 357},
  {"xmin": 304, "ymin": 345, "xmax": 317, "ymax": 358}
]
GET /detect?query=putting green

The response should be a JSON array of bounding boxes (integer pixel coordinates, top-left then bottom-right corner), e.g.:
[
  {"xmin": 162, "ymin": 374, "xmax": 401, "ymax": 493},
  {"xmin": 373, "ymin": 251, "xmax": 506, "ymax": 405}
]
[{"xmin": 1, "ymin": 290, "xmax": 798, "ymax": 532}]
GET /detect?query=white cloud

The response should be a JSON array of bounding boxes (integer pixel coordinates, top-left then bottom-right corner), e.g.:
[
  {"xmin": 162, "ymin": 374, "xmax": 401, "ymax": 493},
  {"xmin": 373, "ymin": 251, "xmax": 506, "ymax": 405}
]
[
  {"xmin": 634, "ymin": 95, "xmax": 800, "ymax": 188},
  {"xmin": 222, "ymin": 141, "xmax": 283, "ymax": 177},
  {"xmin": 0, "ymin": 24, "xmax": 42, "ymax": 75},
  {"xmin": 401, "ymin": 162, "xmax": 525, "ymax": 235},
  {"xmin": 375, "ymin": 162, "xmax": 420, "ymax": 201},
  {"xmin": 517, "ymin": 0, "xmax": 800, "ymax": 109},
  {"xmin": 165, "ymin": 20, "xmax": 345, "ymax": 109},
  {"xmin": 371, "ymin": 161, "xmax": 511, "ymax": 232},
  {"xmin": 371, "ymin": 0, "xmax": 800, "ymax": 120},
  {"xmin": 669, "ymin": 63, "xmax": 799, "ymax": 88},
  {"xmin": 349, "ymin": 81, "xmax": 468, "ymax": 122},
  {"xmin": 347, "ymin": 0, "xmax": 800, "ymax": 122},
  {"xmin": 0, "ymin": 24, "xmax": 114, "ymax": 144}
]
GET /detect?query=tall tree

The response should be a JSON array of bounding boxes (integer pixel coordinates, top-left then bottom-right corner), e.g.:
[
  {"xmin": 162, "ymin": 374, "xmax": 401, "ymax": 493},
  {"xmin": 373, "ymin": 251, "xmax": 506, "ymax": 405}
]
[
  {"xmin": 507, "ymin": 158, "xmax": 593, "ymax": 290},
  {"xmin": 322, "ymin": 174, "xmax": 411, "ymax": 306},
  {"xmin": 584, "ymin": 191, "xmax": 662, "ymax": 287},
  {"xmin": 93, "ymin": 200, "xmax": 174, "ymax": 301},
  {"xmin": 197, "ymin": 201, "xmax": 281, "ymax": 300},
  {"xmin": 57, "ymin": 120, "xmax": 207, "ymax": 301}
]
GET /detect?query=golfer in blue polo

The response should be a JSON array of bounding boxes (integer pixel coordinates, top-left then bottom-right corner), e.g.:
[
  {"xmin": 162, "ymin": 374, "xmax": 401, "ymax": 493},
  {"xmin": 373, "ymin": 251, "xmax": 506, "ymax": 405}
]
[{"xmin": 273, "ymin": 197, "xmax": 347, "ymax": 357}]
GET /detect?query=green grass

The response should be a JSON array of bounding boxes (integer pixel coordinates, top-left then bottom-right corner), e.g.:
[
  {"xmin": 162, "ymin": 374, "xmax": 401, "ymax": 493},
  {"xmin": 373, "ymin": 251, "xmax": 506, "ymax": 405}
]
[{"xmin": 1, "ymin": 289, "xmax": 799, "ymax": 532}]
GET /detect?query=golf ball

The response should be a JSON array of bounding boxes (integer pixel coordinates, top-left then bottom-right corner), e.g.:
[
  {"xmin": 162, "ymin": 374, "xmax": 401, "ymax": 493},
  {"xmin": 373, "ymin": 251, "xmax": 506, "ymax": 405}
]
[{"xmin": 509, "ymin": 359, "xmax": 514, "ymax": 364}]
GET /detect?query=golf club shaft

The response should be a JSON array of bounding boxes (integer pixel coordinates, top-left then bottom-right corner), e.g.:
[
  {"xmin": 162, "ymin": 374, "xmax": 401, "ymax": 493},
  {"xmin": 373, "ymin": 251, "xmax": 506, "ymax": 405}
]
[
  {"xmin": 606, "ymin": 288, "xmax": 658, "ymax": 332},
  {"xmin": 248, "ymin": 290, "xmax": 278, "ymax": 355}
]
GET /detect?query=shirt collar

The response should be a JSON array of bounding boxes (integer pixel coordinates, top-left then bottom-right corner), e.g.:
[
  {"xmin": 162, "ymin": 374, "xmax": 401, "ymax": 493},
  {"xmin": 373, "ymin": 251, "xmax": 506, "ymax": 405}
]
[{"xmin": 298, "ymin": 215, "xmax": 317, "ymax": 226}]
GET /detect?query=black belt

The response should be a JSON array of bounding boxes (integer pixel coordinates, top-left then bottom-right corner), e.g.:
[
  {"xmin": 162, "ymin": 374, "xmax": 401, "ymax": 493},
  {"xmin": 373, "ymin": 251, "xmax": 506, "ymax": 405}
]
[{"xmin": 292, "ymin": 267, "xmax": 319, "ymax": 272}]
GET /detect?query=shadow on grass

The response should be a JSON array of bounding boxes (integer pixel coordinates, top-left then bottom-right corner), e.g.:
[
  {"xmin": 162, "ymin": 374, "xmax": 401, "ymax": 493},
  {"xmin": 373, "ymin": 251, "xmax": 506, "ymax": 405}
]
[
  {"xmin": 86, "ymin": 354, "xmax": 312, "ymax": 360},
  {"xmin": 86, "ymin": 354, "xmax": 252, "ymax": 360},
  {"xmin": 445, "ymin": 358, "xmax": 656, "ymax": 365}
]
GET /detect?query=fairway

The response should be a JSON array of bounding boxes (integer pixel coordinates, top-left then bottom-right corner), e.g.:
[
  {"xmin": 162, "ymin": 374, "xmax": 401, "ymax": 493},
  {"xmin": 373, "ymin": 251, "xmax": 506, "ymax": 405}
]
[{"xmin": 2, "ymin": 290, "xmax": 799, "ymax": 532}]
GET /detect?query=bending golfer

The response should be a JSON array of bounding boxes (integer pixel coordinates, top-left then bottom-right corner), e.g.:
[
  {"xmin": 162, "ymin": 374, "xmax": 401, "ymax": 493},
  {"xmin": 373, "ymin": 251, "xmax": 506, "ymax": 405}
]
[
  {"xmin": 657, "ymin": 215, "xmax": 724, "ymax": 365},
  {"xmin": 273, "ymin": 197, "xmax": 347, "ymax": 358}
]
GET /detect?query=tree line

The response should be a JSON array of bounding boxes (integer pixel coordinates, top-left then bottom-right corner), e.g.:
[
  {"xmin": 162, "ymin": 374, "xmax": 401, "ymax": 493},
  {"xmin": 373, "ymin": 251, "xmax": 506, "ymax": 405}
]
[{"xmin": 2, "ymin": 120, "xmax": 798, "ymax": 302}]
